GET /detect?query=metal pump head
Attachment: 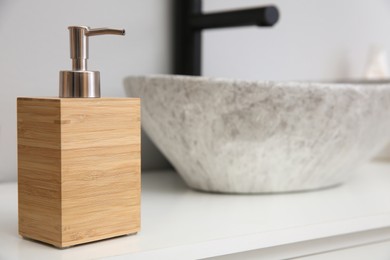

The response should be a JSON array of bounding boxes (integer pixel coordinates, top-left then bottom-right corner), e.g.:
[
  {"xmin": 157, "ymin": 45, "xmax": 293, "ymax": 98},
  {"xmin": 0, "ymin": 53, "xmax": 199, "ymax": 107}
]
[{"xmin": 59, "ymin": 26, "xmax": 125, "ymax": 98}]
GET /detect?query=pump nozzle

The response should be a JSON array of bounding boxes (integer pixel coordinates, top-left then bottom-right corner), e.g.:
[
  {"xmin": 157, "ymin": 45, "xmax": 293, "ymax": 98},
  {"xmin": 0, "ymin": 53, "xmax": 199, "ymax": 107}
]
[{"xmin": 60, "ymin": 26, "xmax": 125, "ymax": 98}]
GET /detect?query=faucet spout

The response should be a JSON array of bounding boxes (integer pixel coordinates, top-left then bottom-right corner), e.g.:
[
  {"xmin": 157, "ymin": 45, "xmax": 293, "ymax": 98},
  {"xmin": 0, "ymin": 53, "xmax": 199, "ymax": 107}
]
[{"xmin": 190, "ymin": 6, "xmax": 279, "ymax": 30}]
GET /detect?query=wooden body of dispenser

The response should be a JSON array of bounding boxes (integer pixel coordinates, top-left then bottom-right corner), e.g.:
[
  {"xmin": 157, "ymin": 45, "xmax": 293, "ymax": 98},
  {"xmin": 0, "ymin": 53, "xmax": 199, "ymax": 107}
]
[{"xmin": 17, "ymin": 97, "xmax": 141, "ymax": 248}]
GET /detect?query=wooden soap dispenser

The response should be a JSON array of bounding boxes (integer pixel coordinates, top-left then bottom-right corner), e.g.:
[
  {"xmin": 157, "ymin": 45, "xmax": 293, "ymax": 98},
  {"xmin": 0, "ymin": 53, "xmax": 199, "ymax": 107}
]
[{"xmin": 17, "ymin": 26, "xmax": 141, "ymax": 248}]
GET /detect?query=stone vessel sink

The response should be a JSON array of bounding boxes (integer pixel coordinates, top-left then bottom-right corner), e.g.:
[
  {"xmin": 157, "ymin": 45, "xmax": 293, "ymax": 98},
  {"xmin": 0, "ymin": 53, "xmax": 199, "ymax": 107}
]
[{"xmin": 125, "ymin": 75, "xmax": 390, "ymax": 193}]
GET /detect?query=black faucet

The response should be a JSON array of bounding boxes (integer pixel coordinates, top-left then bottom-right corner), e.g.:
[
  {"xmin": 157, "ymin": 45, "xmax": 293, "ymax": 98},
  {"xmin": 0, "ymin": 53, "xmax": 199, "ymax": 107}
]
[{"xmin": 174, "ymin": 0, "xmax": 279, "ymax": 76}]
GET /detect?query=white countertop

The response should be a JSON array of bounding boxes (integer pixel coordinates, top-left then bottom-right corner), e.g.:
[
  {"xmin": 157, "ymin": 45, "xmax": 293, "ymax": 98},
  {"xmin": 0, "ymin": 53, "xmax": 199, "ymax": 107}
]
[{"xmin": 1, "ymin": 162, "xmax": 390, "ymax": 260}]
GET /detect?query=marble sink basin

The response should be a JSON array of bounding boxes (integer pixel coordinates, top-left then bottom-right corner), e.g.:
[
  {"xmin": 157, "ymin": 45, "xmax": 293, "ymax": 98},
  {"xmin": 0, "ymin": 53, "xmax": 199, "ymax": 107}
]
[{"xmin": 125, "ymin": 75, "xmax": 390, "ymax": 193}]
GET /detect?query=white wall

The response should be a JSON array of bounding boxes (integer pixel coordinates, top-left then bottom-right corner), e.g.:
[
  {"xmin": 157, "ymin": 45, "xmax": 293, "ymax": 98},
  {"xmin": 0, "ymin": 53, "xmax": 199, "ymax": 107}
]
[
  {"xmin": 0, "ymin": 0, "xmax": 172, "ymax": 182},
  {"xmin": 203, "ymin": 0, "xmax": 390, "ymax": 80},
  {"xmin": 2, "ymin": 0, "xmax": 390, "ymax": 182}
]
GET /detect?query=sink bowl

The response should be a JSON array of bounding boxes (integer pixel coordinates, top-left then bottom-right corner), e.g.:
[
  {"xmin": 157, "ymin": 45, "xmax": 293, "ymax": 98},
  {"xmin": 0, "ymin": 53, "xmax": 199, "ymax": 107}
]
[{"xmin": 125, "ymin": 75, "xmax": 390, "ymax": 193}]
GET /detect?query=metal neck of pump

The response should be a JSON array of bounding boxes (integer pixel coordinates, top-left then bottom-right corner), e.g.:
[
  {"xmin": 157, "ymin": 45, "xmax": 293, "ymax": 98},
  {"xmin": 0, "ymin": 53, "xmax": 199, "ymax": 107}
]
[
  {"xmin": 59, "ymin": 26, "xmax": 125, "ymax": 98},
  {"xmin": 70, "ymin": 26, "xmax": 89, "ymax": 71}
]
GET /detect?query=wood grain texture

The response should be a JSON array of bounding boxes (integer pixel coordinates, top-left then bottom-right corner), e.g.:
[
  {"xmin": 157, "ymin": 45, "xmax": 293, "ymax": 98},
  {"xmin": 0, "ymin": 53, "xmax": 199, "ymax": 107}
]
[{"xmin": 17, "ymin": 97, "xmax": 141, "ymax": 248}]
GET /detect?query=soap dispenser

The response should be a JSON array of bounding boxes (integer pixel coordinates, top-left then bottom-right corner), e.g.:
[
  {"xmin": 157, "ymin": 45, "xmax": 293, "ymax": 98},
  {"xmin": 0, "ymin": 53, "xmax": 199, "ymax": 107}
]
[{"xmin": 17, "ymin": 26, "xmax": 141, "ymax": 248}]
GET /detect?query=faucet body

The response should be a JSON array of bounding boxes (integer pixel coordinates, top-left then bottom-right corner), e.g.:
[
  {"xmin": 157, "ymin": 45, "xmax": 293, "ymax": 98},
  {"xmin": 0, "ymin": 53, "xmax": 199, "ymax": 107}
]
[{"xmin": 174, "ymin": 0, "xmax": 279, "ymax": 76}]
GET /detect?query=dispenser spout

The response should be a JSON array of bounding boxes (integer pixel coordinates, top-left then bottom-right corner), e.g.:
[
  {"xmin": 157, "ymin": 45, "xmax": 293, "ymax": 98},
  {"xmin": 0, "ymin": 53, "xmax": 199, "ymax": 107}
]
[
  {"xmin": 87, "ymin": 28, "xmax": 126, "ymax": 36},
  {"xmin": 60, "ymin": 25, "xmax": 125, "ymax": 98},
  {"xmin": 69, "ymin": 26, "xmax": 125, "ymax": 71}
]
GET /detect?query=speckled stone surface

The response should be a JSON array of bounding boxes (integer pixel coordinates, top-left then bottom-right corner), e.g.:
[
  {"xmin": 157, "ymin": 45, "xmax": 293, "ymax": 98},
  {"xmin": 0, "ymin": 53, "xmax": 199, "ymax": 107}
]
[{"xmin": 125, "ymin": 75, "xmax": 390, "ymax": 193}]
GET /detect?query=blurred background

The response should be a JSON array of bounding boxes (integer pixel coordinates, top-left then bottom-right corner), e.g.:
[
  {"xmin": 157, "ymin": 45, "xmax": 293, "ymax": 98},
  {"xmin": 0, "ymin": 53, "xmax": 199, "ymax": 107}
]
[{"xmin": 2, "ymin": 0, "xmax": 390, "ymax": 182}]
